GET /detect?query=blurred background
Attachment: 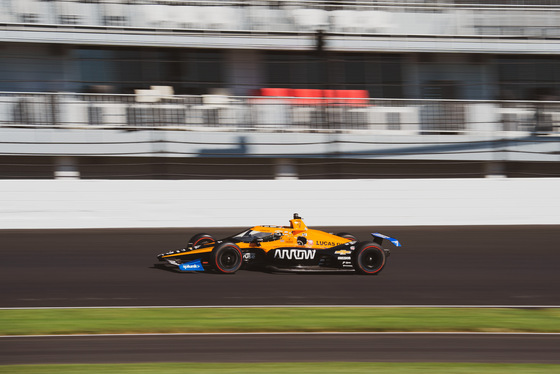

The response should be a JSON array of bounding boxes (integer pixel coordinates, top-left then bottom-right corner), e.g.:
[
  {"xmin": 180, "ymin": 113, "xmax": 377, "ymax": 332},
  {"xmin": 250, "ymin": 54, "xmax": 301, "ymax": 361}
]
[
  {"xmin": 2, "ymin": 4, "xmax": 560, "ymax": 368},
  {"xmin": 1, "ymin": 0, "xmax": 560, "ymax": 181}
]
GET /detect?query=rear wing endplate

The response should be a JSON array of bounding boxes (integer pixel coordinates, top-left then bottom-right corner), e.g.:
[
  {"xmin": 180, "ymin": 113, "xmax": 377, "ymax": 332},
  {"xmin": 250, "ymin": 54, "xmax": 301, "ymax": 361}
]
[{"xmin": 371, "ymin": 233, "xmax": 401, "ymax": 247}]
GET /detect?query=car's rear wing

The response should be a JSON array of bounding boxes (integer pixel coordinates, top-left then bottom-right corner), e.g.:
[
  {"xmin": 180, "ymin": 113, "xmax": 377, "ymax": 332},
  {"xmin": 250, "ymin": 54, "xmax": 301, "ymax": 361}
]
[{"xmin": 371, "ymin": 233, "xmax": 401, "ymax": 247}]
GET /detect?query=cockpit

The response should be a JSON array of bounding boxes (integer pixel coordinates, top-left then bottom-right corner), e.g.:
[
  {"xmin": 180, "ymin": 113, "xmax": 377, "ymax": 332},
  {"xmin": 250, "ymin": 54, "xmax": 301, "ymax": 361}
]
[{"xmin": 232, "ymin": 229, "xmax": 281, "ymax": 243}]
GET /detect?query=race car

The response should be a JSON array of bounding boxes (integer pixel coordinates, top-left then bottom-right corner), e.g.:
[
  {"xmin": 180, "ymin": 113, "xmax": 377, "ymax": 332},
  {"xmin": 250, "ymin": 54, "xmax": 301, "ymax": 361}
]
[{"xmin": 156, "ymin": 213, "xmax": 401, "ymax": 275}]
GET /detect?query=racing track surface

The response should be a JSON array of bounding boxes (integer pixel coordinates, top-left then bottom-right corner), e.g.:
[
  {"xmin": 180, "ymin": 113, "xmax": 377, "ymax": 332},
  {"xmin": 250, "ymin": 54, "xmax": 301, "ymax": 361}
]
[
  {"xmin": 1, "ymin": 226, "xmax": 559, "ymax": 307},
  {"xmin": 2, "ymin": 333, "xmax": 560, "ymax": 364}
]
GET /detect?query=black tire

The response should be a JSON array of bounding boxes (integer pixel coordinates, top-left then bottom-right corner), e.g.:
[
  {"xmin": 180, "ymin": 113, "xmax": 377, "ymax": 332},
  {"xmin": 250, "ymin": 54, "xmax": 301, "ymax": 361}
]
[
  {"xmin": 352, "ymin": 241, "xmax": 386, "ymax": 275},
  {"xmin": 336, "ymin": 232, "xmax": 357, "ymax": 241},
  {"xmin": 211, "ymin": 242, "xmax": 243, "ymax": 274},
  {"xmin": 188, "ymin": 233, "xmax": 215, "ymax": 248}
]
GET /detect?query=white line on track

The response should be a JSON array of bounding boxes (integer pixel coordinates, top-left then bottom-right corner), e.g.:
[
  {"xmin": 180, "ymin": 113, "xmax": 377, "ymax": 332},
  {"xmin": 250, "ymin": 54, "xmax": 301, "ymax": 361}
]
[
  {"xmin": 3, "ymin": 332, "xmax": 560, "ymax": 338},
  {"xmin": 1, "ymin": 305, "xmax": 560, "ymax": 310}
]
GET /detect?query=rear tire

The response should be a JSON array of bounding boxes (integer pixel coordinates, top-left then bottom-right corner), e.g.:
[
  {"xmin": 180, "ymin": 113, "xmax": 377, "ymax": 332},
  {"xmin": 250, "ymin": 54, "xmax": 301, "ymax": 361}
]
[
  {"xmin": 188, "ymin": 233, "xmax": 215, "ymax": 248},
  {"xmin": 211, "ymin": 242, "xmax": 243, "ymax": 274},
  {"xmin": 336, "ymin": 232, "xmax": 357, "ymax": 241},
  {"xmin": 352, "ymin": 242, "xmax": 386, "ymax": 275}
]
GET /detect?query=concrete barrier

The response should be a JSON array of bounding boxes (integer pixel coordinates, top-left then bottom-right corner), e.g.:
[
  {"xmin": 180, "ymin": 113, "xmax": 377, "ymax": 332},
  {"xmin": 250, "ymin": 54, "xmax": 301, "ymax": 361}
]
[{"xmin": 1, "ymin": 178, "xmax": 559, "ymax": 229}]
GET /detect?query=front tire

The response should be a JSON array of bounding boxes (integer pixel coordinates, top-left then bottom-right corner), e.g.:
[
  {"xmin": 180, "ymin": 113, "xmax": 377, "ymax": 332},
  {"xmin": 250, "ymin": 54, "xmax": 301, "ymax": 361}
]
[
  {"xmin": 352, "ymin": 242, "xmax": 386, "ymax": 275},
  {"xmin": 188, "ymin": 233, "xmax": 215, "ymax": 248},
  {"xmin": 211, "ymin": 242, "xmax": 243, "ymax": 274}
]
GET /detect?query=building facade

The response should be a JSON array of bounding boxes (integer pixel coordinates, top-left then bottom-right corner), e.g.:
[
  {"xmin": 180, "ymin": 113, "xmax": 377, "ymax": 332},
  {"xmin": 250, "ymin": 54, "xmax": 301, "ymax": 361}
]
[{"xmin": 1, "ymin": 0, "xmax": 560, "ymax": 179}]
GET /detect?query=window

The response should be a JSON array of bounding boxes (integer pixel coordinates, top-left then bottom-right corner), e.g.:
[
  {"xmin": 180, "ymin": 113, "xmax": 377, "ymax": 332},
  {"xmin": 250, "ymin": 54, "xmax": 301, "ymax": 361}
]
[
  {"xmin": 496, "ymin": 56, "xmax": 560, "ymax": 100},
  {"xmin": 264, "ymin": 52, "xmax": 404, "ymax": 98},
  {"xmin": 76, "ymin": 48, "xmax": 225, "ymax": 94}
]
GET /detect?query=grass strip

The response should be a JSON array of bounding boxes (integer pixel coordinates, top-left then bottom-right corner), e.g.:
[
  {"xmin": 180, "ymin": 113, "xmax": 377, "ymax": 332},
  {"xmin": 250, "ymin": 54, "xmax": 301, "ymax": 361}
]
[
  {"xmin": 1, "ymin": 307, "xmax": 560, "ymax": 335},
  {"xmin": 1, "ymin": 363, "xmax": 560, "ymax": 374}
]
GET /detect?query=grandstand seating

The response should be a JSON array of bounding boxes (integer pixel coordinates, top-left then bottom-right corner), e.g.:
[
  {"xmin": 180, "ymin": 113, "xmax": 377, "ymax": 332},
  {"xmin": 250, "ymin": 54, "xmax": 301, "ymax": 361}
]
[{"xmin": 3, "ymin": 0, "xmax": 560, "ymax": 38}]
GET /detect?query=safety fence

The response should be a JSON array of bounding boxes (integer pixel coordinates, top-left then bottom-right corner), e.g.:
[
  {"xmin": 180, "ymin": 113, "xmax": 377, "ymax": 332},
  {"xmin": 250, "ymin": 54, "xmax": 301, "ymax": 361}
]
[
  {"xmin": 1, "ymin": 92, "xmax": 559, "ymax": 135},
  {"xmin": 3, "ymin": 0, "xmax": 560, "ymax": 38}
]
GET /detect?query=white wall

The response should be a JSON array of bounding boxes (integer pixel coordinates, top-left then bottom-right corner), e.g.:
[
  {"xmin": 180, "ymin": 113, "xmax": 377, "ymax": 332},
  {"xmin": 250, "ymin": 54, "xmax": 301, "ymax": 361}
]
[{"xmin": 1, "ymin": 178, "xmax": 559, "ymax": 229}]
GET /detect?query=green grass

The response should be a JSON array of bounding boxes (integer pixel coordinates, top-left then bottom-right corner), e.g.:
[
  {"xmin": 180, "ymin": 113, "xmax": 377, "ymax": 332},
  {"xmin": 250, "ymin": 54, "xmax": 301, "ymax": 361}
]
[
  {"xmin": 1, "ymin": 363, "xmax": 560, "ymax": 374},
  {"xmin": 1, "ymin": 307, "xmax": 560, "ymax": 335}
]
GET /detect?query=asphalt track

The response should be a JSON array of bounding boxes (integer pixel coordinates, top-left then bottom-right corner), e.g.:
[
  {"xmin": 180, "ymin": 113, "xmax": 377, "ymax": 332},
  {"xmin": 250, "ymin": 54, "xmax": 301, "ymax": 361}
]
[
  {"xmin": 2, "ymin": 226, "xmax": 560, "ymax": 365},
  {"xmin": 1, "ymin": 226, "xmax": 559, "ymax": 307},
  {"xmin": 2, "ymin": 333, "xmax": 560, "ymax": 364}
]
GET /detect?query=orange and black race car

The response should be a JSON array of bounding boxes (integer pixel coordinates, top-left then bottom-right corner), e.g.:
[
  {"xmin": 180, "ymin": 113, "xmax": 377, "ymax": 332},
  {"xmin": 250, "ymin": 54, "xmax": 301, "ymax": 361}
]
[{"xmin": 156, "ymin": 214, "xmax": 401, "ymax": 275}]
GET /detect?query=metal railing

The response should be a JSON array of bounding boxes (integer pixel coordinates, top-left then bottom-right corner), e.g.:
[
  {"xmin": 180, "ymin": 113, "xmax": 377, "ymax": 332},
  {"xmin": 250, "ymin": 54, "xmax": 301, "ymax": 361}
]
[
  {"xmin": 1, "ymin": 92, "xmax": 559, "ymax": 135},
  {"xmin": 3, "ymin": 0, "xmax": 560, "ymax": 38}
]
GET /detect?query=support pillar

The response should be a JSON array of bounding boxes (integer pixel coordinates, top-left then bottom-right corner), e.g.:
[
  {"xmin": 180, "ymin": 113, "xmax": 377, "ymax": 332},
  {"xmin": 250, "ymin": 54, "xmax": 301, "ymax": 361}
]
[
  {"xmin": 484, "ymin": 161, "xmax": 506, "ymax": 178},
  {"xmin": 275, "ymin": 158, "xmax": 298, "ymax": 180},
  {"xmin": 54, "ymin": 156, "xmax": 80, "ymax": 179}
]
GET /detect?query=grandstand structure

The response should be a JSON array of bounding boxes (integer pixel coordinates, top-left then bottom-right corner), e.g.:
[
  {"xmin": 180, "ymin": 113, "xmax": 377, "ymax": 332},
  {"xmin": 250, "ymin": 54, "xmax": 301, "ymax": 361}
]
[{"xmin": 1, "ymin": 0, "xmax": 560, "ymax": 179}]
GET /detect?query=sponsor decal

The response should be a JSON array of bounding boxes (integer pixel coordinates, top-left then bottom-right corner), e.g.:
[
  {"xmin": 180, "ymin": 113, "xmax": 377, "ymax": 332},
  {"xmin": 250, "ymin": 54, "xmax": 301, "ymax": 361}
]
[
  {"xmin": 243, "ymin": 253, "xmax": 255, "ymax": 260},
  {"xmin": 178, "ymin": 259, "xmax": 204, "ymax": 271},
  {"xmin": 317, "ymin": 241, "xmax": 340, "ymax": 247},
  {"xmin": 337, "ymin": 256, "xmax": 351, "ymax": 260},
  {"xmin": 274, "ymin": 249, "xmax": 316, "ymax": 260},
  {"xmin": 334, "ymin": 250, "xmax": 352, "ymax": 255}
]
